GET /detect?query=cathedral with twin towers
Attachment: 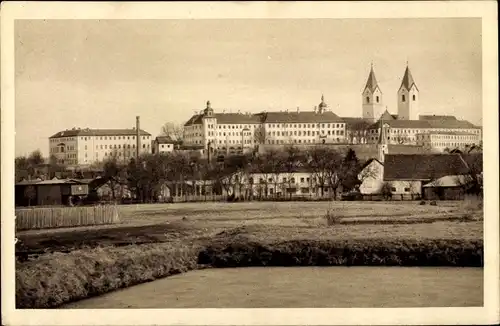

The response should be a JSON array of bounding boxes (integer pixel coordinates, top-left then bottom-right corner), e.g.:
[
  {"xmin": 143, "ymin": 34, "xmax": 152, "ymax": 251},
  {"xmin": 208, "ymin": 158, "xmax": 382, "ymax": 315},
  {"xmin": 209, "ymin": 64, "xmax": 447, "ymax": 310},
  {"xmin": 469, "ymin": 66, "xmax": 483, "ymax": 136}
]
[
  {"xmin": 182, "ymin": 64, "xmax": 482, "ymax": 155},
  {"xmin": 361, "ymin": 63, "xmax": 419, "ymax": 122}
]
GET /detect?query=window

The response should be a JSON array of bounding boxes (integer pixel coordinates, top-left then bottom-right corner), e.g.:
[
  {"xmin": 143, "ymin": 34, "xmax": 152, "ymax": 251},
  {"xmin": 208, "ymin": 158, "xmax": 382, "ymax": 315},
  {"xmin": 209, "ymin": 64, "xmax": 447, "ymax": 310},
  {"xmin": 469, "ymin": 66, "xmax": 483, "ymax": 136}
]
[
  {"xmin": 366, "ymin": 96, "xmax": 370, "ymax": 103},
  {"xmin": 404, "ymin": 187, "xmax": 410, "ymax": 192},
  {"xmin": 391, "ymin": 187, "xmax": 396, "ymax": 192},
  {"xmin": 412, "ymin": 95, "xmax": 416, "ymax": 101},
  {"xmin": 376, "ymin": 96, "xmax": 380, "ymax": 103},
  {"xmin": 402, "ymin": 95, "xmax": 406, "ymax": 102}
]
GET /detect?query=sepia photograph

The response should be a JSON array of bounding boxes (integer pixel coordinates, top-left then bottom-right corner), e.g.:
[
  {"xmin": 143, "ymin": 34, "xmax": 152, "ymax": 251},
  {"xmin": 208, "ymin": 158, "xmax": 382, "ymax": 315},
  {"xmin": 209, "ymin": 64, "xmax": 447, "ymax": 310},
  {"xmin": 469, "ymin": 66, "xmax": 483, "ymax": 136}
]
[{"xmin": 1, "ymin": 1, "xmax": 499, "ymax": 325}]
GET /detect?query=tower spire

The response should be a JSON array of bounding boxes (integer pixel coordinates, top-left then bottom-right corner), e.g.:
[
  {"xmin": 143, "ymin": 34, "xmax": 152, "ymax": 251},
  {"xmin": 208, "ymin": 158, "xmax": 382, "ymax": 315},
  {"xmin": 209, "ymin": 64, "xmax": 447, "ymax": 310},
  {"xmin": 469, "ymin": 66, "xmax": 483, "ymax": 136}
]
[{"xmin": 364, "ymin": 64, "xmax": 379, "ymax": 92}]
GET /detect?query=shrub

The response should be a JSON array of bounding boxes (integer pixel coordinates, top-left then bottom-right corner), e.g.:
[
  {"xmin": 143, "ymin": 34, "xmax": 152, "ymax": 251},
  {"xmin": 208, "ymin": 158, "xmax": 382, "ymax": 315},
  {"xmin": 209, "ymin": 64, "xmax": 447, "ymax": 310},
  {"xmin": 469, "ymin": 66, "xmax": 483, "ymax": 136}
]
[
  {"xmin": 380, "ymin": 182, "xmax": 393, "ymax": 200},
  {"xmin": 198, "ymin": 238, "xmax": 484, "ymax": 268},
  {"xmin": 16, "ymin": 242, "xmax": 200, "ymax": 309},
  {"xmin": 430, "ymin": 200, "xmax": 437, "ymax": 206},
  {"xmin": 323, "ymin": 208, "xmax": 340, "ymax": 226},
  {"xmin": 419, "ymin": 200, "xmax": 426, "ymax": 205}
]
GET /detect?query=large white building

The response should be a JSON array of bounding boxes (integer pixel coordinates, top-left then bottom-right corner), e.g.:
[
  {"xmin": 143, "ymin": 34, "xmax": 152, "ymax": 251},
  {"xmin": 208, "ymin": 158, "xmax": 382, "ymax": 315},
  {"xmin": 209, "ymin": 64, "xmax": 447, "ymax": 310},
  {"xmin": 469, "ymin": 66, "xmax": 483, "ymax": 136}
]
[
  {"xmin": 183, "ymin": 97, "xmax": 347, "ymax": 155},
  {"xmin": 49, "ymin": 128, "xmax": 152, "ymax": 166}
]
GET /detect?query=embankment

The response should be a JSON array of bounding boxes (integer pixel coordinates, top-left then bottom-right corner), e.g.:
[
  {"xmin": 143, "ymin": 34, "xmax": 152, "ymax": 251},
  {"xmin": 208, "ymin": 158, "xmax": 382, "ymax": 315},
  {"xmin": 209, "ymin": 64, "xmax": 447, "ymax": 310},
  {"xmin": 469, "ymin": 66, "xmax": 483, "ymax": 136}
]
[{"xmin": 16, "ymin": 225, "xmax": 483, "ymax": 309}]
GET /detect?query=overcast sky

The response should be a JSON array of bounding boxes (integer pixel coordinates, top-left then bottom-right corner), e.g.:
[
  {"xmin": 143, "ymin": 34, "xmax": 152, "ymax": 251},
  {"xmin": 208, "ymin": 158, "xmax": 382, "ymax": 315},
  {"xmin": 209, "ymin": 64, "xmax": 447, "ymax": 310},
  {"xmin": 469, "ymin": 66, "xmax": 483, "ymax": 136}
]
[{"xmin": 15, "ymin": 18, "xmax": 482, "ymax": 157}]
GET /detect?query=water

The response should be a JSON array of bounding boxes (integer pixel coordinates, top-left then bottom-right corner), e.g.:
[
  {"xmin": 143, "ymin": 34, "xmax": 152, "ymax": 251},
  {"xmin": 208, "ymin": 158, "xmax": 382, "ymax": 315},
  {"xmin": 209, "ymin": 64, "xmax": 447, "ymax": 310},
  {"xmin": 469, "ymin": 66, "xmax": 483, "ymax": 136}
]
[{"xmin": 64, "ymin": 267, "xmax": 483, "ymax": 308}]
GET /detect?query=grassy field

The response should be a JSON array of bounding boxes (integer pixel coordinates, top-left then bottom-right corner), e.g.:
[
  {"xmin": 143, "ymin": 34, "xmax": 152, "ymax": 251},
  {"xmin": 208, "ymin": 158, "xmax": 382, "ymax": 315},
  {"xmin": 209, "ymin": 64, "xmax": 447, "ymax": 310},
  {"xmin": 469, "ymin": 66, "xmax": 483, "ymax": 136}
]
[{"xmin": 15, "ymin": 200, "xmax": 484, "ymax": 309}]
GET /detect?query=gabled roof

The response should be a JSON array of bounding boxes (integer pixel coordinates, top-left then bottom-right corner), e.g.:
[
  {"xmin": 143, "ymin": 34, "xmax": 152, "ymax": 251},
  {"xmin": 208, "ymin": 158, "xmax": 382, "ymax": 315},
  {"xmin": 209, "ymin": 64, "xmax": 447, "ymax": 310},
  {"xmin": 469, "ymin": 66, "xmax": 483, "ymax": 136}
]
[
  {"xmin": 50, "ymin": 128, "xmax": 151, "ymax": 139},
  {"xmin": 422, "ymin": 175, "xmax": 470, "ymax": 188},
  {"xmin": 379, "ymin": 110, "xmax": 396, "ymax": 122},
  {"xmin": 461, "ymin": 153, "xmax": 483, "ymax": 173},
  {"xmin": 399, "ymin": 65, "xmax": 418, "ymax": 91},
  {"xmin": 184, "ymin": 114, "xmax": 203, "ymax": 126},
  {"xmin": 360, "ymin": 158, "xmax": 383, "ymax": 171},
  {"xmin": 364, "ymin": 66, "xmax": 381, "ymax": 93},
  {"xmin": 384, "ymin": 154, "xmax": 469, "ymax": 181}
]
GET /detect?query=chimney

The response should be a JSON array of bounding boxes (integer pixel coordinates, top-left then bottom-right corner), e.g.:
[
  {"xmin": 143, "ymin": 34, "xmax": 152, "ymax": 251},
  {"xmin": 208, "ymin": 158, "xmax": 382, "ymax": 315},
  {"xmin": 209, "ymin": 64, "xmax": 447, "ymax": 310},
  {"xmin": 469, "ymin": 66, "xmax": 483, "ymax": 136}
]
[{"xmin": 136, "ymin": 116, "xmax": 140, "ymax": 158}]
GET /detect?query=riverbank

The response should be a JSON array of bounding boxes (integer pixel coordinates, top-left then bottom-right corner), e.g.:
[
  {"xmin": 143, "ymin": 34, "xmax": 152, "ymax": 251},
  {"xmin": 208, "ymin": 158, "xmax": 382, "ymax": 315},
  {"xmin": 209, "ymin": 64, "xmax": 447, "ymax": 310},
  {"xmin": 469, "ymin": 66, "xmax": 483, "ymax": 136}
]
[{"xmin": 16, "ymin": 223, "xmax": 483, "ymax": 309}]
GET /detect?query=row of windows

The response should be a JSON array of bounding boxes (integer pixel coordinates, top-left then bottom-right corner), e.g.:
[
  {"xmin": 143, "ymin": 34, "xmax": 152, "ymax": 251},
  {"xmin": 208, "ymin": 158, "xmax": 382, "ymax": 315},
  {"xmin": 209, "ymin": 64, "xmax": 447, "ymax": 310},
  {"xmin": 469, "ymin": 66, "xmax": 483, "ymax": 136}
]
[
  {"xmin": 217, "ymin": 139, "xmax": 253, "ymax": 145},
  {"xmin": 366, "ymin": 96, "xmax": 380, "ymax": 104},
  {"xmin": 266, "ymin": 138, "xmax": 343, "ymax": 145},
  {"xmin": 217, "ymin": 124, "xmax": 257, "ymax": 129},
  {"xmin": 401, "ymin": 94, "xmax": 416, "ymax": 102},
  {"xmin": 429, "ymin": 142, "xmax": 477, "ymax": 148},
  {"xmin": 94, "ymin": 143, "xmax": 150, "ymax": 150},
  {"xmin": 267, "ymin": 130, "xmax": 345, "ymax": 137},
  {"xmin": 267, "ymin": 123, "xmax": 345, "ymax": 129},
  {"xmin": 370, "ymin": 128, "xmax": 480, "ymax": 135},
  {"xmin": 103, "ymin": 151, "xmax": 138, "ymax": 157},
  {"xmin": 50, "ymin": 137, "xmax": 76, "ymax": 142},
  {"xmin": 51, "ymin": 145, "xmax": 76, "ymax": 153}
]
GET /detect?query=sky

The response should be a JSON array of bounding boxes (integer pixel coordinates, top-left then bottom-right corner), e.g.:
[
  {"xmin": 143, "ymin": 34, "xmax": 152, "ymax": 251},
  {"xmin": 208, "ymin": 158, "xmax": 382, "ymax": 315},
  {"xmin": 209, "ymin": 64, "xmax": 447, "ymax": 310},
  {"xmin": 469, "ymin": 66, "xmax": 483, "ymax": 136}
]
[{"xmin": 15, "ymin": 18, "xmax": 482, "ymax": 157}]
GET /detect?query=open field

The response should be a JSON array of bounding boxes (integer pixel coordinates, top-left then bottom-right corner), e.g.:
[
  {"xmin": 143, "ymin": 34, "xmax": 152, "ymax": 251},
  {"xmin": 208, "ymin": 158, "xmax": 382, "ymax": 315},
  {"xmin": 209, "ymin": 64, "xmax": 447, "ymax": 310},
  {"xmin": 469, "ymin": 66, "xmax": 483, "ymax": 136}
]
[
  {"xmin": 16, "ymin": 201, "xmax": 482, "ymax": 255},
  {"xmin": 15, "ymin": 200, "xmax": 483, "ymax": 309}
]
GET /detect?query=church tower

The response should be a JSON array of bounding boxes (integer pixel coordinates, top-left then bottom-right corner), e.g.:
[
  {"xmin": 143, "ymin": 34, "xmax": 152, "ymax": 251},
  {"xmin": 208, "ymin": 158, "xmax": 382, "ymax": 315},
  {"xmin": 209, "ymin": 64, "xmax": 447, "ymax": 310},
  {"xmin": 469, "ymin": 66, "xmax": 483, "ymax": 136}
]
[
  {"xmin": 397, "ymin": 63, "xmax": 419, "ymax": 120},
  {"xmin": 377, "ymin": 116, "xmax": 389, "ymax": 163},
  {"xmin": 362, "ymin": 64, "xmax": 384, "ymax": 122}
]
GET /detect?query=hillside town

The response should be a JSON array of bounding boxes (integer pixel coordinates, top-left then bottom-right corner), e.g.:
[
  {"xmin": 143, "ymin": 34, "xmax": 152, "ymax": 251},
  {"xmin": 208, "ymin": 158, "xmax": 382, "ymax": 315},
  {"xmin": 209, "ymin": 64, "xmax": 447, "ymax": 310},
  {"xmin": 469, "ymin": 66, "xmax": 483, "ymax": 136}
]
[{"xmin": 15, "ymin": 64, "xmax": 483, "ymax": 206}]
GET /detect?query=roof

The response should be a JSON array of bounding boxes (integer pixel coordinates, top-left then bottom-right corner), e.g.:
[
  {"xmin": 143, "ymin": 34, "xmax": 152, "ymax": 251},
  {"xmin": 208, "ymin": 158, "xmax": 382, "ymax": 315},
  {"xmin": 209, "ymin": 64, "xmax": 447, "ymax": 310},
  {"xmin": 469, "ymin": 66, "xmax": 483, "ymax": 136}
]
[
  {"xmin": 155, "ymin": 136, "xmax": 176, "ymax": 144},
  {"xmin": 461, "ymin": 153, "xmax": 483, "ymax": 172},
  {"xmin": 422, "ymin": 175, "xmax": 470, "ymax": 188},
  {"xmin": 387, "ymin": 144, "xmax": 429, "ymax": 155},
  {"xmin": 214, "ymin": 113, "xmax": 262, "ymax": 124},
  {"xmin": 184, "ymin": 112, "xmax": 263, "ymax": 126},
  {"xmin": 50, "ymin": 128, "xmax": 151, "ymax": 139},
  {"xmin": 184, "ymin": 114, "xmax": 203, "ymax": 126},
  {"xmin": 364, "ymin": 66, "xmax": 380, "ymax": 93},
  {"xmin": 360, "ymin": 158, "xmax": 383, "ymax": 171},
  {"xmin": 342, "ymin": 117, "xmax": 372, "ymax": 129},
  {"xmin": 15, "ymin": 179, "xmax": 42, "ymax": 186},
  {"xmin": 369, "ymin": 118, "xmax": 480, "ymax": 130},
  {"xmin": 427, "ymin": 131, "xmax": 478, "ymax": 136},
  {"xmin": 264, "ymin": 111, "xmax": 344, "ymax": 123},
  {"xmin": 383, "ymin": 154, "xmax": 470, "ymax": 181},
  {"xmin": 379, "ymin": 110, "xmax": 396, "ymax": 121},
  {"xmin": 419, "ymin": 115, "xmax": 457, "ymax": 121},
  {"xmin": 399, "ymin": 65, "xmax": 418, "ymax": 91}
]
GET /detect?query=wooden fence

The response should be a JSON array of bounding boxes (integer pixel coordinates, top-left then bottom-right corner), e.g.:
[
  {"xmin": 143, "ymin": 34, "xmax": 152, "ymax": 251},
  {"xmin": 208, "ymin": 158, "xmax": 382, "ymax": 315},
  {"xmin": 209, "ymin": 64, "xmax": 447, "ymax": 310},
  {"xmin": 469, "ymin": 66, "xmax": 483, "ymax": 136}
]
[{"xmin": 15, "ymin": 205, "xmax": 120, "ymax": 230}]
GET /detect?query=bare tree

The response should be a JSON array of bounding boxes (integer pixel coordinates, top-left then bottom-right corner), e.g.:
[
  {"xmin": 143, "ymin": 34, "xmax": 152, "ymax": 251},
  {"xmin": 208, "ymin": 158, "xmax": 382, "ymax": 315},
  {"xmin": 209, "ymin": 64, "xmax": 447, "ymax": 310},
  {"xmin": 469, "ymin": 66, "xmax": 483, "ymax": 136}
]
[
  {"xmin": 357, "ymin": 160, "xmax": 380, "ymax": 187},
  {"xmin": 282, "ymin": 145, "xmax": 303, "ymax": 199},
  {"xmin": 160, "ymin": 122, "xmax": 184, "ymax": 142},
  {"xmin": 395, "ymin": 131, "xmax": 410, "ymax": 144},
  {"xmin": 306, "ymin": 146, "xmax": 333, "ymax": 197}
]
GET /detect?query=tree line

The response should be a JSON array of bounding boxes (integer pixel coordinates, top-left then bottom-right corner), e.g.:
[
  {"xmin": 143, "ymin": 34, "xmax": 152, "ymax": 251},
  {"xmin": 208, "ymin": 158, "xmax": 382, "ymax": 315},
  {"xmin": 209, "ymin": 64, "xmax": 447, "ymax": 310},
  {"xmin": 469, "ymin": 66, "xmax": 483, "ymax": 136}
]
[{"xmin": 97, "ymin": 145, "xmax": 366, "ymax": 202}]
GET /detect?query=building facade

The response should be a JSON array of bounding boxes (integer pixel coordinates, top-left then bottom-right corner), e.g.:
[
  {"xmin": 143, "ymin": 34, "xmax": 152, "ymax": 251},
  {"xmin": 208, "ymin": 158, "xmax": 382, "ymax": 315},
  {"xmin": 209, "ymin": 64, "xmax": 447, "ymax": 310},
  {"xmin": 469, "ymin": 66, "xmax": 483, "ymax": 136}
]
[
  {"xmin": 152, "ymin": 136, "xmax": 176, "ymax": 155},
  {"xmin": 49, "ymin": 128, "xmax": 152, "ymax": 166},
  {"xmin": 181, "ymin": 63, "xmax": 481, "ymax": 155},
  {"xmin": 183, "ymin": 97, "xmax": 347, "ymax": 155}
]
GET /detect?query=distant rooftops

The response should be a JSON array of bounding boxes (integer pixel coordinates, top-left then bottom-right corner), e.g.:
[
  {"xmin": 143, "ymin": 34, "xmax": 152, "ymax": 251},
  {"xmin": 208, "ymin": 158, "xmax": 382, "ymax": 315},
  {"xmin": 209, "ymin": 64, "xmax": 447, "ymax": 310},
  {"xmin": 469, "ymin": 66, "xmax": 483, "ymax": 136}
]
[{"xmin": 50, "ymin": 128, "xmax": 152, "ymax": 139}]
